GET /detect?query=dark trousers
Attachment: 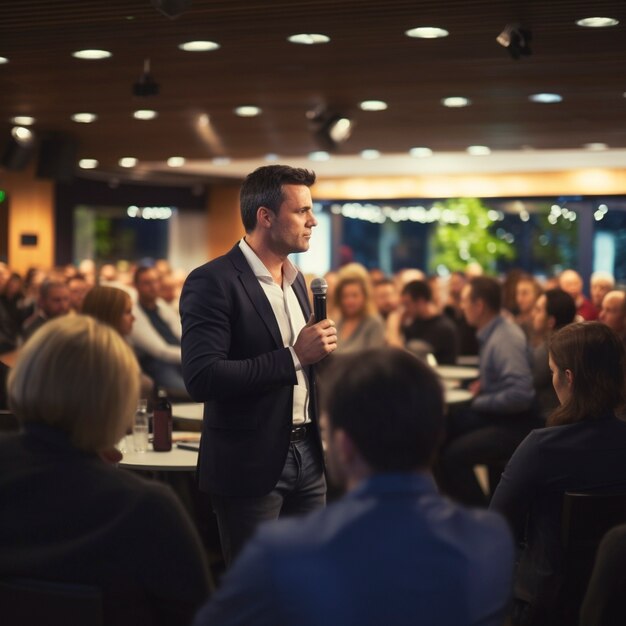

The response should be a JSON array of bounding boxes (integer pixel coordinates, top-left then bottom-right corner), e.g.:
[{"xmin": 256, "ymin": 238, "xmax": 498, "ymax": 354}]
[
  {"xmin": 437, "ymin": 407, "xmax": 540, "ymax": 507},
  {"xmin": 210, "ymin": 431, "xmax": 326, "ymax": 566}
]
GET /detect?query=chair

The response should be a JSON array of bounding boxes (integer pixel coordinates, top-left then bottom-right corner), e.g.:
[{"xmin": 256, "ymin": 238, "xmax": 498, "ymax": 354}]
[
  {"xmin": 0, "ymin": 577, "xmax": 103, "ymax": 626},
  {"xmin": 559, "ymin": 492, "xmax": 626, "ymax": 625}
]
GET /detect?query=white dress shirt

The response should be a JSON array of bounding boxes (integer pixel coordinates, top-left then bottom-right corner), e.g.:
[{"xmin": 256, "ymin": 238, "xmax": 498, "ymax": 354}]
[{"xmin": 239, "ymin": 238, "xmax": 310, "ymax": 425}]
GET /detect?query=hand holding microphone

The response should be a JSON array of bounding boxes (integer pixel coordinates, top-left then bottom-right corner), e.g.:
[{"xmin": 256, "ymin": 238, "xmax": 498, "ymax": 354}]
[{"xmin": 293, "ymin": 277, "xmax": 337, "ymax": 365}]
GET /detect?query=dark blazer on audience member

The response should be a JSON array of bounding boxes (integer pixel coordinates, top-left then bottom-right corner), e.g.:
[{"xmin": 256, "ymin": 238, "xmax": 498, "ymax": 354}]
[
  {"xmin": 193, "ymin": 473, "xmax": 514, "ymax": 626},
  {"xmin": 0, "ymin": 422, "xmax": 211, "ymax": 626},
  {"xmin": 490, "ymin": 415, "xmax": 626, "ymax": 621},
  {"xmin": 180, "ymin": 244, "xmax": 321, "ymax": 498}
]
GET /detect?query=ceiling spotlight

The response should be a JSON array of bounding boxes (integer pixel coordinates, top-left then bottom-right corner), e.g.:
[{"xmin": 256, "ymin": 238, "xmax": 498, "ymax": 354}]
[
  {"xmin": 11, "ymin": 126, "xmax": 33, "ymax": 144},
  {"xmin": 576, "ymin": 17, "xmax": 619, "ymax": 28},
  {"xmin": 11, "ymin": 116, "xmax": 35, "ymax": 126},
  {"xmin": 584, "ymin": 142, "xmax": 609, "ymax": 151},
  {"xmin": 72, "ymin": 49, "xmax": 112, "ymax": 60},
  {"xmin": 308, "ymin": 106, "xmax": 355, "ymax": 151},
  {"xmin": 133, "ymin": 59, "xmax": 159, "ymax": 97},
  {"xmin": 151, "ymin": 0, "xmax": 192, "ymax": 19},
  {"xmin": 264, "ymin": 153, "xmax": 279, "ymax": 161},
  {"xmin": 133, "ymin": 109, "xmax": 157, "ymax": 120},
  {"xmin": 234, "ymin": 106, "xmax": 262, "ymax": 117},
  {"xmin": 71, "ymin": 112, "xmax": 98, "ymax": 123},
  {"xmin": 496, "ymin": 24, "xmax": 532, "ymax": 59},
  {"xmin": 409, "ymin": 147, "xmax": 433, "ymax": 157},
  {"xmin": 405, "ymin": 27, "xmax": 449, "ymax": 39},
  {"xmin": 288, "ymin": 33, "xmax": 330, "ymax": 45},
  {"xmin": 119, "ymin": 157, "xmax": 138, "ymax": 167},
  {"xmin": 178, "ymin": 40, "xmax": 220, "ymax": 51},
  {"xmin": 0, "ymin": 57, "xmax": 8, "ymax": 64},
  {"xmin": 1, "ymin": 126, "xmax": 35, "ymax": 170},
  {"xmin": 359, "ymin": 100, "xmax": 388, "ymax": 111},
  {"xmin": 360, "ymin": 149, "xmax": 381, "ymax": 160},
  {"xmin": 442, "ymin": 96, "xmax": 471, "ymax": 108},
  {"xmin": 79, "ymin": 158, "xmax": 99, "ymax": 169},
  {"xmin": 308, "ymin": 151, "xmax": 330, "ymax": 161},
  {"xmin": 212, "ymin": 157, "xmax": 231, "ymax": 165},
  {"xmin": 529, "ymin": 93, "xmax": 562, "ymax": 103},
  {"xmin": 167, "ymin": 156, "xmax": 185, "ymax": 167},
  {"xmin": 467, "ymin": 145, "xmax": 491, "ymax": 156}
]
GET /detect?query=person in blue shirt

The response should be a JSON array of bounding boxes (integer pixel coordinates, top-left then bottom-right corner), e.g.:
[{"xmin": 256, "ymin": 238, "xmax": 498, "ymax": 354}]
[{"xmin": 193, "ymin": 346, "xmax": 514, "ymax": 626}]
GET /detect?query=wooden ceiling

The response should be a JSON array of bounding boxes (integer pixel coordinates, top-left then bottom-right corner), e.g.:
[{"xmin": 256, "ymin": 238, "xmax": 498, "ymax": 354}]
[{"xmin": 1, "ymin": 0, "xmax": 626, "ymax": 179}]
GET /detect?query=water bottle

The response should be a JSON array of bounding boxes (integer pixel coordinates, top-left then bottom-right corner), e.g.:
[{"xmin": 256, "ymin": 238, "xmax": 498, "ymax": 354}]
[
  {"xmin": 153, "ymin": 388, "xmax": 172, "ymax": 452},
  {"xmin": 133, "ymin": 398, "xmax": 149, "ymax": 453}
]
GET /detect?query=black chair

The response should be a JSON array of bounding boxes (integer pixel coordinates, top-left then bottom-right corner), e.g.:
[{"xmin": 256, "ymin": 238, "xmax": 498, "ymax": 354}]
[
  {"xmin": 559, "ymin": 492, "xmax": 626, "ymax": 625},
  {"xmin": 0, "ymin": 577, "xmax": 103, "ymax": 626}
]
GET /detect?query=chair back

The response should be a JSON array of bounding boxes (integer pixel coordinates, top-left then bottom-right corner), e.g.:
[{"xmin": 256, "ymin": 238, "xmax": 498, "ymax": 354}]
[
  {"xmin": 559, "ymin": 492, "xmax": 626, "ymax": 625},
  {"xmin": 0, "ymin": 577, "xmax": 103, "ymax": 626}
]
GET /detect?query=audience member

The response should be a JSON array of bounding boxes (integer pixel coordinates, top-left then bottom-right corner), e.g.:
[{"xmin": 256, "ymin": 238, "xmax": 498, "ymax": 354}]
[
  {"xmin": 502, "ymin": 268, "xmax": 526, "ymax": 316},
  {"xmin": 67, "ymin": 274, "xmax": 90, "ymax": 313},
  {"xmin": 559, "ymin": 269, "xmax": 597, "ymax": 320},
  {"xmin": 514, "ymin": 274, "xmax": 542, "ymax": 341},
  {"xmin": 599, "ymin": 290, "xmax": 626, "ymax": 344},
  {"xmin": 193, "ymin": 348, "xmax": 514, "ymax": 626},
  {"xmin": 99, "ymin": 263, "xmax": 118, "ymax": 284},
  {"xmin": 438, "ymin": 276, "xmax": 536, "ymax": 506},
  {"xmin": 0, "ymin": 272, "xmax": 26, "ymax": 333},
  {"xmin": 491, "ymin": 322, "xmax": 626, "ymax": 625},
  {"xmin": 580, "ymin": 523, "xmax": 626, "ymax": 626},
  {"xmin": 443, "ymin": 271, "xmax": 479, "ymax": 355},
  {"xmin": 334, "ymin": 273, "xmax": 385, "ymax": 353},
  {"xmin": 372, "ymin": 278, "xmax": 399, "ymax": 320},
  {"xmin": 0, "ymin": 315, "xmax": 211, "ymax": 624},
  {"xmin": 391, "ymin": 280, "xmax": 458, "ymax": 365},
  {"xmin": 78, "ymin": 258, "xmax": 96, "ymax": 286},
  {"xmin": 530, "ymin": 289, "xmax": 577, "ymax": 420},
  {"xmin": 159, "ymin": 273, "xmax": 179, "ymax": 309},
  {"xmin": 130, "ymin": 267, "xmax": 187, "ymax": 396},
  {"xmin": 590, "ymin": 271, "xmax": 615, "ymax": 313},
  {"xmin": 22, "ymin": 279, "xmax": 70, "ymax": 342}
]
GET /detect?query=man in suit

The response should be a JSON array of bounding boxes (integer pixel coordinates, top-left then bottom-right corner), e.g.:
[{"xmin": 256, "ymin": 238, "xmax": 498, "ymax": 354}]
[
  {"xmin": 192, "ymin": 347, "xmax": 514, "ymax": 626},
  {"xmin": 180, "ymin": 165, "xmax": 337, "ymax": 564}
]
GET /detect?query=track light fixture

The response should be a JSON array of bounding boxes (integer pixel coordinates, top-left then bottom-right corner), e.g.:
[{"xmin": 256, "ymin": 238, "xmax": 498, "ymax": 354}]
[
  {"xmin": 496, "ymin": 24, "xmax": 532, "ymax": 59},
  {"xmin": 133, "ymin": 59, "xmax": 160, "ymax": 97},
  {"xmin": 307, "ymin": 106, "xmax": 354, "ymax": 151},
  {"xmin": 1, "ymin": 126, "xmax": 35, "ymax": 170}
]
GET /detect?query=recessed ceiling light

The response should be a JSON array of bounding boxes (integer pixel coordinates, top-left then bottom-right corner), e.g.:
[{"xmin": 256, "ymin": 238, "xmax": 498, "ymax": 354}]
[
  {"xmin": 576, "ymin": 17, "xmax": 619, "ymax": 28},
  {"xmin": 360, "ymin": 149, "xmax": 381, "ymax": 160},
  {"xmin": 442, "ymin": 96, "xmax": 471, "ymax": 108},
  {"xmin": 11, "ymin": 127, "xmax": 33, "ymax": 144},
  {"xmin": 359, "ymin": 100, "xmax": 388, "ymax": 111},
  {"xmin": 405, "ymin": 27, "xmax": 449, "ymax": 39},
  {"xmin": 308, "ymin": 151, "xmax": 330, "ymax": 161},
  {"xmin": 167, "ymin": 156, "xmax": 185, "ymax": 167},
  {"xmin": 234, "ymin": 106, "xmax": 262, "ymax": 117},
  {"xmin": 584, "ymin": 142, "xmax": 609, "ymax": 151},
  {"xmin": 119, "ymin": 157, "xmax": 138, "ymax": 168},
  {"xmin": 178, "ymin": 40, "xmax": 220, "ymax": 52},
  {"xmin": 409, "ymin": 147, "xmax": 433, "ymax": 157},
  {"xmin": 133, "ymin": 109, "xmax": 157, "ymax": 120},
  {"xmin": 529, "ymin": 93, "xmax": 563, "ymax": 103},
  {"xmin": 11, "ymin": 116, "xmax": 35, "ymax": 126},
  {"xmin": 72, "ymin": 49, "xmax": 112, "ymax": 60},
  {"xmin": 71, "ymin": 112, "xmax": 98, "ymax": 123},
  {"xmin": 467, "ymin": 145, "xmax": 491, "ymax": 156},
  {"xmin": 212, "ymin": 157, "xmax": 231, "ymax": 165},
  {"xmin": 264, "ymin": 153, "xmax": 279, "ymax": 162},
  {"xmin": 79, "ymin": 158, "xmax": 99, "ymax": 169},
  {"xmin": 0, "ymin": 57, "xmax": 8, "ymax": 64},
  {"xmin": 288, "ymin": 33, "xmax": 330, "ymax": 45}
]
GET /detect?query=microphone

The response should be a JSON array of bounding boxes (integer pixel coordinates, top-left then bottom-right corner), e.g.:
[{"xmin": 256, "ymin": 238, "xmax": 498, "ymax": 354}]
[{"xmin": 310, "ymin": 277, "xmax": 328, "ymax": 322}]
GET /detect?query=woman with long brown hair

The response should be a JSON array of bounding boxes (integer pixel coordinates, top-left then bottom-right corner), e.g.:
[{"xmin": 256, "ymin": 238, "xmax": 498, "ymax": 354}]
[{"xmin": 490, "ymin": 322, "xmax": 626, "ymax": 625}]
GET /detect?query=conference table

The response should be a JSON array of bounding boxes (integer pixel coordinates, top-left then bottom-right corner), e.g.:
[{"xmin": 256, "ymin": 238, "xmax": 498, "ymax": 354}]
[{"xmin": 118, "ymin": 431, "xmax": 199, "ymax": 471}]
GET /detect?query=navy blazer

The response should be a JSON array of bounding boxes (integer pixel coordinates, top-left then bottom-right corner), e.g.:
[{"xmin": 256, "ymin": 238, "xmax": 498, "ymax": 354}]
[
  {"xmin": 180, "ymin": 244, "xmax": 321, "ymax": 497},
  {"xmin": 192, "ymin": 473, "xmax": 514, "ymax": 626}
]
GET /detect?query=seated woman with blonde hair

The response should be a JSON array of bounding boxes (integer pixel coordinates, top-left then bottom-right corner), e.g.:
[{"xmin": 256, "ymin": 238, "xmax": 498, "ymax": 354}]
[
  {"xmin": 0, "ymin": 316, "xmax": 210, "ymax": 625},
  {"xmin": 82, "ymin": 285, "xmax": 154, "ymax": 398},
  {"xmin": 334, "ymin": 270, "xmax": 385, "ymax": 353}
]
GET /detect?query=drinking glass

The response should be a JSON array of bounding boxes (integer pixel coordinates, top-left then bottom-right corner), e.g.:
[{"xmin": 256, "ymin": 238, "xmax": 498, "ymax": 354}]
[{"xmin": 133, "ymin": 399, "xmax": 149, "ymax": 453}]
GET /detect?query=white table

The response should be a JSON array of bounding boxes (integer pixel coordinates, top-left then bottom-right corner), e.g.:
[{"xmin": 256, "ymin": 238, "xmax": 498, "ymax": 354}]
[
  {"xmin": 456, "ymin": 355, "xmax": 480, "ymax": 367},
  {"xmin": 435, "ymin": 365, "xmax": 479, "ymax": 381},
  {"xmin": 445, "ymin": 388, "xmax": 473, "ymax": 405},
  {"xmin": 172, "ymin": 403, "xmax": 204, "ymax": 421},
  {"xmin": 118, "ymin": 434, "xmax": 199, "ymax": 471}
]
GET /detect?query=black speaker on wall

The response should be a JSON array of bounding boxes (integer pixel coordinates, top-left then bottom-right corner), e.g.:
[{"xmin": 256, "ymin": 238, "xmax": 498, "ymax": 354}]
[{"xmin": 36, "ymin": 135, "xmax": 78, "ymax": 182}]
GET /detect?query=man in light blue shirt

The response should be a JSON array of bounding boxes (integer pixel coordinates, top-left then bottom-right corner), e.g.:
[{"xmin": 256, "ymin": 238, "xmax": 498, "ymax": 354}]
[
  {"xmin": 192, "ymin": 347, "xmax": 514, "ymax": 626},
  {"xmin": 438, "ymin": 276, "xmax": 537, "ymax": 506}
]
